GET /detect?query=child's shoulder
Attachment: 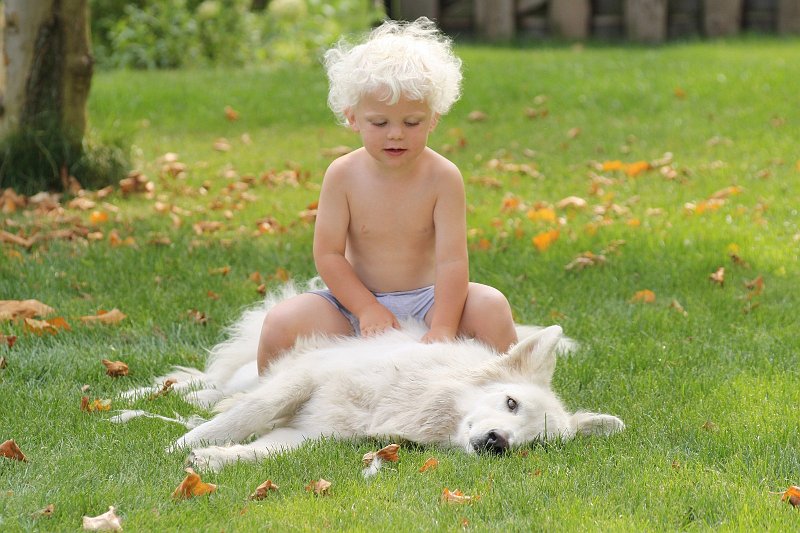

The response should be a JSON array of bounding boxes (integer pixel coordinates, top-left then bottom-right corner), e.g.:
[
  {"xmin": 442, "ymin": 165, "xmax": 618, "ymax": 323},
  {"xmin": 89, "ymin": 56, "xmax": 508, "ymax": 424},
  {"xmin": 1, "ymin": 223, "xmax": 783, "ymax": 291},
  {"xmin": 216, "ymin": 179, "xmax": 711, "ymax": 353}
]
[
  {"xmin": 323, "ymin": 147, "xmax": 367, "ymax": 177},
  {"xmin": 424, "ymin": 148, "xmax": 462, "ymax": 180}
]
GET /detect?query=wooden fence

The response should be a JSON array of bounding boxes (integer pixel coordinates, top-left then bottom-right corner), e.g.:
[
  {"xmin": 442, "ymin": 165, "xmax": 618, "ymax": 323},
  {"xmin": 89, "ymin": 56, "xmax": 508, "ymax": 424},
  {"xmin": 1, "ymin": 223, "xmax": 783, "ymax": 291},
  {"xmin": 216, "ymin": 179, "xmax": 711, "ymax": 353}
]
[{"xmin": 388, "ymin": 0, "xmax": 800, "ymax": 42}]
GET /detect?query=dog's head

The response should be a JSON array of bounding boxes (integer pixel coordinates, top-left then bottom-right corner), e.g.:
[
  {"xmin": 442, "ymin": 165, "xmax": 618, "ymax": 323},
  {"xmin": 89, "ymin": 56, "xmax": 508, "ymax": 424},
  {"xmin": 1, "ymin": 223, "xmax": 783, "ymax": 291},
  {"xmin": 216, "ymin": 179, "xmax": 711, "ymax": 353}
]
[{"xmin": 458, "ymin": 326, "xmax": 623, "ymax": 454}]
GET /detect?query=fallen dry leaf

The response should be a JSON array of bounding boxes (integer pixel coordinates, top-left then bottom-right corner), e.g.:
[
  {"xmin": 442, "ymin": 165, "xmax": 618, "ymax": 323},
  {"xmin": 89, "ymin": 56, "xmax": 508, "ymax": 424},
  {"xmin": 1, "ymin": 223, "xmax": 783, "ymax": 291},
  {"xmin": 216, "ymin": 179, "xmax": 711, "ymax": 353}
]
[
  {"xmin": 419, "ymin": 457, "xmax": 439, "ymax": 473},
  {"xmin": 149, "ymin": 379, "xmax": 177, "ymax": 400},
  {"xmin": 224, "ymin": 105, "xmax": 239, "ymax": 121},
  {"xmin": 172, "ymin": 467, "xmax": 217, "ymax": 499},
  {"xmin": 101, "ymin": 359, "xmax": 129, "ymax": 377},
  {"xmin": 1, "ymin": 333, "xmax": 17, "ymax": 349},
  {"xmin": 81, "ymin": 397, "xmax": 112, "ymax": 412},
  {"xmin": 24, "ymin": 317, "xmax": 59, "ymax": 335},
  {"xmin": 0, "ymin": 299, "xmax": 55, "ymax": 321},
  {"xmin": 305, "ymin": 478, "xmax": 331, "ymax": 496},
  {"xmin": 709, "ymin": 267, "xmax": 725, "ymax": 287},
  {"xmin": 532, "ymin": 229, "xmax": 560, "ymax": 252},
  {"xmin": 249, "ymin": 479, "xmax": 279, "ymax": 500},
  {"xmin": 80, "ymin": 309, "xmax": 127, "ymax": 325},
  {"xmin": 565, "ymin": 251, "xmax": 606, "ymax": 271},
  {"xmin": 82, "ymin": 506, "xmax": 122, "ymax": 531},
  {"xmin": 0, "ymin": 356, "xmax": 7, "ymax": 368},
  {"xmin": 32, "ymin": 503, "xmax": 55, "ymax": 519},
  {"xmin": 669, "ymin": 299, "xmax": 688, "ymax": 317},
  {"xmin": 0, "ymin": 439, "xmax": 27, "ymax": 461},
  {"xmin": 556, "ymin": 196, "xmax": 588, "ymax": 210},
  {"xmin": 630, "ymin": 290, "xmax": 656, "ymax": 304},
  {"xmin": 441, "ymin": 488, "xmax": 479, "ymax": 504},
  {"xmin": 467, "ymin": 110, "xmax": 488, "ymax": 122},
  {"xmin": 209, "ymin": 266, "xmax": 231, "ymax": 276},
  {"xmin": 744, "ymin": 275, "xmax": 765, "ymax": 298}
]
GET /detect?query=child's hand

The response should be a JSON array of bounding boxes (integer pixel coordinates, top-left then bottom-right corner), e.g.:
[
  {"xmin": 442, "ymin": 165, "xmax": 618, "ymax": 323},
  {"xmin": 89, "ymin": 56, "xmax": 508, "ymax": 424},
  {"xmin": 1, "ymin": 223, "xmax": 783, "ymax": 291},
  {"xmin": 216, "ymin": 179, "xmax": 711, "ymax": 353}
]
[
  {"xmin": 421, "ymin": 326, "xmax": 457, "ymax": 344},
  {"xmin": 358, "ymin": 302, "xmax": 400, "ymax": 336}
]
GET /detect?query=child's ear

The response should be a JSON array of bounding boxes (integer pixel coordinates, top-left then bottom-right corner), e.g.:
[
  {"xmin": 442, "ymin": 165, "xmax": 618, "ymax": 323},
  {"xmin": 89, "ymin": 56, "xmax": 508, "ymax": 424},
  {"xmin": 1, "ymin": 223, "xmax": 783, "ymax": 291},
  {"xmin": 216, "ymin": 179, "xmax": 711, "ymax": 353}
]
[
  {"xmin": 344, "ymin": 109, "xmax": 359, "ymax": 132},
  {"xmin": 429, "ymin": 113, "xmax": 441, "ymax": 132}
]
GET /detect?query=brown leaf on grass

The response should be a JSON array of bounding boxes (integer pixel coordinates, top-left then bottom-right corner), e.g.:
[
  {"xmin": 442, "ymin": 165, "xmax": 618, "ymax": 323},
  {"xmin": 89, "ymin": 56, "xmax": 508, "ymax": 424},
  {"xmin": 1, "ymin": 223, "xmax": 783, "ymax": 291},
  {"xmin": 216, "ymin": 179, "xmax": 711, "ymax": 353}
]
[
  {"xmin": 81, "ymin": 397, "xmax": 112, "ymax": 412},
  {"xmin": 82, "ymin": 506, "xmax": 123, "ymax": 531},
  {"xmin": 24, "ymin": 318, "xmax": 58, "ymax": 335},
  {"xmin": 441, "ymin": 488, "xmax": 479, "ymax": 504},
  {"xmin": 0, "ymin": 439, "xmax": 27, "ymax": 461},
  {"xmin": 249, "ymin": 479, "xmax": 279, "ymax": 500},
  {"xmin": 701, "ymin": 420, "xmax": 718, "ymax": 432},
  {"xmin": 630, "ymin": 290, "xmax": 656, "ymax": 304},
  {"xmin": 0, "ymin": 229, "xmax": 36, "ymax": 248},
  {"xmin": 709, "ymin": 185, "xmax": 743, "ymax": 200},
  {"xmin": 321, "ymin": 145, "xmax": 353, "ymax": 158},
  {"xmin": 80, "ymin": 309, "xmax": 127, "ymax": 325},
  {"xmin": 779, "ymin": 486, "xmax": 800, "ymax": 507},
  {"xmin": 467, "ymin": 110, "xmax": 488, "ymax": 122},
  {"xmin": 669, "ymin": 299, "xmax": 688, "ymax": 317},
  {"xmin": 565, "ymin": 251, "xmax": 606, "ymax": 271},
  {"xmin": 172, "ymin": 467, "xmax": 217, "ymax": 499},
  {"xmin": 213, "ymin": 138, "xmax": 232, "ymax": 152},
  {"xmin": 209, "ymin": 266, "xmax": 231, "ymax": 276},
  {"xmin": 419, "ymin": 457, "xmax": 439, "ymax": 473},
  {"xmin": 187, "ymin": 309, "xmax": 208, "ymax": 325},
  {"xmin": 224, "ymin": 105, "xmax": 239, "ymax": 121},
  {"xmin": 193, "ymin": 221, "xmax": 223, "ymax": 235},
  {"xmin": 0, "ymin": 299, "xmax": 55, "ymax": 320},
  {"xmin": 729, "ymin": 253, "xmax": 751, "ymax": 268},
  {"xmin": 709, "ymin": 267, "xmax": 725, "ymax": 287},
  {"xmin": 556, "ymin": 196, "xmax": 588, "ymax": 210},
  {"xmin": 148, "ymin": 379, "xmax": 177, "ymax": 400},
  {"xmin": 0, "ymin": 355, "xmax": 7, "ymax": 368},
  {"xmin": 363, "ymin": 443, "xmax": 401, "ymax": 467},
  {"xmin": 305, "ymin": 478, "xmax": 331, "ymax": 496},
  {"xmin": 32, "ymin": 503, "xmax": 55, "ymax": 519},
  {"xmin": 744, "ymin": 275, "xmax": 765, "ymax": 298},
  {"xmin": 101, "ymin": 359, "xmax": 129, "ymax": 377}
]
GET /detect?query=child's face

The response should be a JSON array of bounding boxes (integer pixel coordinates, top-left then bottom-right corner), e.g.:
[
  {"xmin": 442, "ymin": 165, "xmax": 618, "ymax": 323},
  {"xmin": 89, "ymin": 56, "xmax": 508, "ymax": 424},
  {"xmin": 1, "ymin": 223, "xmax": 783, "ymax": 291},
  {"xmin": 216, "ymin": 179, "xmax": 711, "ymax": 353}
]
[{"xmin": 346, "ymin": 92, "xmax": 439, "ymax": 170}]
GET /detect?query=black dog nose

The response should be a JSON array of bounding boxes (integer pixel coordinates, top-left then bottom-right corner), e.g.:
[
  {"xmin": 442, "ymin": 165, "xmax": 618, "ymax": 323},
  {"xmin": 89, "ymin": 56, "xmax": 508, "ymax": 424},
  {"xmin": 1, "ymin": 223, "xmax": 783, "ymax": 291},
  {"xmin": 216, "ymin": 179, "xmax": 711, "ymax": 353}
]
[{"xmin": 485, "ymin": 430, "xmax": 509, "ymax": 454}]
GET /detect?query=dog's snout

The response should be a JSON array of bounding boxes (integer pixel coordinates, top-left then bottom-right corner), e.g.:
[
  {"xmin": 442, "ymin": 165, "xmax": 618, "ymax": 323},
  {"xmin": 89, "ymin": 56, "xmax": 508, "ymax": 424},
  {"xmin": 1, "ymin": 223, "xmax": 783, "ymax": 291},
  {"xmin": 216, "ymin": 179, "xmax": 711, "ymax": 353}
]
[{"xmin": 484, "ymin": 430, "xmax": 509, "ymax": 454}]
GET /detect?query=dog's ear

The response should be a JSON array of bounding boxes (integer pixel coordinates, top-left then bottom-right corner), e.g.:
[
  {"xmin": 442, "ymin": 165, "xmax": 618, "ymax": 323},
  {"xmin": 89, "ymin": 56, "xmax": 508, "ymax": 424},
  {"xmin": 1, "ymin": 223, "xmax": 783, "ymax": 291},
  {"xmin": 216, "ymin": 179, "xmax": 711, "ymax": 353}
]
[
  {"xmin": 570, "ymin": 412, "xmax": 625, "ymax": 436},
  {"xmin": 497, "ymin": 325, "xmax": 562, "ymax": 385}
]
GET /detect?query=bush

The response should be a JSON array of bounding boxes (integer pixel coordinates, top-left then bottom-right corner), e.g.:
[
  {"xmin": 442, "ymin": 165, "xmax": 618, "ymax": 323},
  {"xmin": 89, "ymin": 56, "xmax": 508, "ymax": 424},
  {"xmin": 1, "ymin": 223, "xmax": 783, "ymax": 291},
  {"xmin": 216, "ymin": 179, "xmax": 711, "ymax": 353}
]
[
  {"xmin": 90, "ymin": 0, "xmax": 384, "ymax": 69},
  {"xmin": 0, "ymin": 126, "xmax": 130, "ymax": 195}
]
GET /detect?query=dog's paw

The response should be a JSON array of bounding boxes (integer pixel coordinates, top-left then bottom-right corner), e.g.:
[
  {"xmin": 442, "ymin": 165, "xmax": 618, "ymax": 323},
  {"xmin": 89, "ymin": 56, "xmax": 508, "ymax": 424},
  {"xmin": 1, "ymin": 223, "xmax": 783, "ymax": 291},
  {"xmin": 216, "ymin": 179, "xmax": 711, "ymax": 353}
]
[{"xmin": 187, "ymin": 447, "xmax": 227, "ymax": 472}]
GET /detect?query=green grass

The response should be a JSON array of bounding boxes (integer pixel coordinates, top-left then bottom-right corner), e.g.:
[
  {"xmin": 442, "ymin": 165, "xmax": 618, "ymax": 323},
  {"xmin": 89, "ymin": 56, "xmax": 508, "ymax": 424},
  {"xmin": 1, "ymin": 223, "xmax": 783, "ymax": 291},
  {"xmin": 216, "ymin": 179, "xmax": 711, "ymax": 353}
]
[{"xmin": 2, "ymin": 38, "xmax": 800, "ymax": 530}]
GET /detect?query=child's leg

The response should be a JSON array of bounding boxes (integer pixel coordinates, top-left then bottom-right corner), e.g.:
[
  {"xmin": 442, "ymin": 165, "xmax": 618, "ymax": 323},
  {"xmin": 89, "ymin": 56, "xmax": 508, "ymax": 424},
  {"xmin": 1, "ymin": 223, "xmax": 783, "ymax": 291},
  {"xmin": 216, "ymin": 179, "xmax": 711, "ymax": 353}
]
[
  {"xmin": 257, "ymin": 293, "xmax": 353, "ymax": 374},
  {"xmin": 457, "ymin": 282, "xmax": 518, "ymax": 353}
]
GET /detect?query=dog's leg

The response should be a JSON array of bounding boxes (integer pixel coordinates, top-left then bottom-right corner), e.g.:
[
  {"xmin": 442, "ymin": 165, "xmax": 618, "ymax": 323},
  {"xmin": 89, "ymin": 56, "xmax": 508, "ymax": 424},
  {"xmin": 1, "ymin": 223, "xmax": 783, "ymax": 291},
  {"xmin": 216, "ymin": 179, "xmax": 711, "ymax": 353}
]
[
  {"xmin": 188, "ymin": 428, "xmax": 310, "ymax": 471},
  {"xmin": 171, "ymin": 373, "xmax": 313, "ymax": 450}
]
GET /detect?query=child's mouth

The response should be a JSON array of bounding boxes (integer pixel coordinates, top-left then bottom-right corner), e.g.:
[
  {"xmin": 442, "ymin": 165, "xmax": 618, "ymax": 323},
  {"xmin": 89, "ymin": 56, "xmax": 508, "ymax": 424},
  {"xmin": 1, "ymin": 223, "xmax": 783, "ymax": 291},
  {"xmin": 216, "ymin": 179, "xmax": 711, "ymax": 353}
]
[{"xmin": 384, "ymin": 148, "xmax": 406, "ymax": 156}]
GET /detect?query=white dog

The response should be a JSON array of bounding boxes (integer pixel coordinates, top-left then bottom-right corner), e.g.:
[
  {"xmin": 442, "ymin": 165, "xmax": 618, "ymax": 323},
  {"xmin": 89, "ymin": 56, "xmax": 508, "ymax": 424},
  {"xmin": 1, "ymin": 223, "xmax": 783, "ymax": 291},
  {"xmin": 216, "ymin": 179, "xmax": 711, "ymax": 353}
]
[{"xmin": 117, "ymin": 283, "xmax": 624, "ymax": 471}]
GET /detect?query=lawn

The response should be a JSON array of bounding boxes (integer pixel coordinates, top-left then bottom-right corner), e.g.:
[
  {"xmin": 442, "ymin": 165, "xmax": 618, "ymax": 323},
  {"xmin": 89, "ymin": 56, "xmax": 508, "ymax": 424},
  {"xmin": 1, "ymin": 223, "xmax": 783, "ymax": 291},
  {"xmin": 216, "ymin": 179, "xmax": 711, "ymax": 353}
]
[{"xmin": 2, "ymin": 38, "xmax": 799, "ymax": 530}]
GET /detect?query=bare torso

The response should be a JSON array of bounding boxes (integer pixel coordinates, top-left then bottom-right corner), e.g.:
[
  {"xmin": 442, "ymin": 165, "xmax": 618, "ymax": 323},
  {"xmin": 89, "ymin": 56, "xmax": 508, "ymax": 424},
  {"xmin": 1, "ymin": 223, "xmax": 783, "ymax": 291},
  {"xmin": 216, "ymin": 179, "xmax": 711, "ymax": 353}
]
[{"xmin": 342, "ymin": 148, "xmax": 446, "ymax": 292}]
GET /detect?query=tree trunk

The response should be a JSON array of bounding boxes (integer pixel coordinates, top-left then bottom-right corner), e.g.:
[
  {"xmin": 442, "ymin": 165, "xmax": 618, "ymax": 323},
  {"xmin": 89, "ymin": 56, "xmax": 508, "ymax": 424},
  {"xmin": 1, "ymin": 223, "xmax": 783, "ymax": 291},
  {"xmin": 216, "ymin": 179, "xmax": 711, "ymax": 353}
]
[{"xmin": 1, "ymin": 0, "xmax": 93, "ymax": 185}]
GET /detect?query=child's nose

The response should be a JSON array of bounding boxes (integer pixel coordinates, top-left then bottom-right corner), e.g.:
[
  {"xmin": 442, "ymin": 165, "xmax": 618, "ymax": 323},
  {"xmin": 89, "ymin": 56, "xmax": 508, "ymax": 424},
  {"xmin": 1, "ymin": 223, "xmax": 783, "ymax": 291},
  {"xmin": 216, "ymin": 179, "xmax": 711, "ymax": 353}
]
[{"xmin": 387, "ymin": 124, "xmax": 403, "ymax": 140}]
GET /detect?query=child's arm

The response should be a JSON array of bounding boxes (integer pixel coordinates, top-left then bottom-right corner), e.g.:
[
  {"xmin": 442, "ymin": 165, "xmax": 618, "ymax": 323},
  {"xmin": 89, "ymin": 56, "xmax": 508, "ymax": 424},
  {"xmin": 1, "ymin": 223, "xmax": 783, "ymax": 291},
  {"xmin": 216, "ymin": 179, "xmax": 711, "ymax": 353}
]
[
  {"xmin": 422, "ymin": 166, "xmax": 469, "ymax": 343},
  {"xmin": 313, "ymin": 163, "xmax": 400, "ymax": 335}
]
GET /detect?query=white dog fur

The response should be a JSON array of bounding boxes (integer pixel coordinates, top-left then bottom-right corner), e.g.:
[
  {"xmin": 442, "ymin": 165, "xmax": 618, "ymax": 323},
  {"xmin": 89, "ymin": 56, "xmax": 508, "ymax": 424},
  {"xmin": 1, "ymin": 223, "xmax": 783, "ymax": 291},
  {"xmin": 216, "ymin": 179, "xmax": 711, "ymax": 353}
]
[{"xmin": 116, "ymin": 281, "xmax": 623, "ymax": 471}]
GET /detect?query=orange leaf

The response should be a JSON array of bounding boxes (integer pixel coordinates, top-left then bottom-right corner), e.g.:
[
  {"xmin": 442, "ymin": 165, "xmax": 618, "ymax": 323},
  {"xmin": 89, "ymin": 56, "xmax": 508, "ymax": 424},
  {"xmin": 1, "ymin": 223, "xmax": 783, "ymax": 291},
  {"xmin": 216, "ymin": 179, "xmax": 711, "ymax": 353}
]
[
  {"xmin": 305, "ymin": 478, "xmax": 331, "ymax": 495},
  {"xmin": 101, "ymin": 359, "xmax": 129, "ymax": 377},
  {"xmin": 744, "ymin": 275, "xmax": 764, "ymax": 297},
  {"xmin": 532, "ymin": 229, "xmax": 559, "ymax": 252},
  {"xmin": 780, "ymin": 486, "xmax": 800, "ymax": 507},
  {"xmin": 441, "ymin": 488, "xmax": 479, "ymax": 504},
  {"xmin": 148, "ymin": 378, "xmax": 177, "ymax": 400},
  {"xmin": 32, "ymin": 503, "xmax": 55, "ymax": 519},
  {"xmin": 249, "ymin": 479, "xmax": 279, "ymax": 500},
  {"xmin": 224, "ymin": 105, "xmax": 239, "ymax": 121},
  {"xmin": 526, "ymin": 207, "xmax": 557, "ymax": 223},
  {"xmin": 624, "ymin": 161, "xmax": 651, "ymax": 177},
  {"xmin": 376, "ymin": 443, "xmax": 400, "ymax": 462},
  {"xmin": 209, "ymin": 266, "xmax": 231, "ymax": 276},
  {"xmin": 0, "ymin": 439, "xmax": 27, "ymax": 461},
  {"xmin": 630, "ymin": 290, "xmax": 656, "ymax": 303},
  {"xmin": 80, "ymin": 309, "xmax": 127, "ymax": 324},
  {"xmin": 172, "ymin": 467, "xmax": 217, "ymax": 499},
  {"xmin": 601, "ymin": 160, "xmax": 624, "ymax": 172},
  {"xmin": 24, "ymin": 317, "xmax": 58, "ymax": 335},
  {"xmin": 89, "ymin": 211, "xmax": 109, "ymax": 224},
  {"xmin": 419, "ymin": 457, "xmax": 439, "ymax": 473}
]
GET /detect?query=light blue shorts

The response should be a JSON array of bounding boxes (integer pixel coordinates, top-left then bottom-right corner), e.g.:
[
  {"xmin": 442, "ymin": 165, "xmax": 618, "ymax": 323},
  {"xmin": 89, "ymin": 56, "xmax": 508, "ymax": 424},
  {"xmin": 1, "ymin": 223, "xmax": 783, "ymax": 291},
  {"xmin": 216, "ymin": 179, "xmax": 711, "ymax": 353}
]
[{"xmin": 310, "ymin": 285, "xmax": 435, "ymax": 335}]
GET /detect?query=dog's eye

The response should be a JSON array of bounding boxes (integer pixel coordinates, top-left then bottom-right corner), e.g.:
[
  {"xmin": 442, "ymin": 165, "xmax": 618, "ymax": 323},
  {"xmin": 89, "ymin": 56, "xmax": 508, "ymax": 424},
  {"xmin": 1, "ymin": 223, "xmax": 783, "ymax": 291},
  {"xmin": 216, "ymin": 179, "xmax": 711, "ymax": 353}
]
[{"xmin": 506, "ymin": 397, "xmax": 518, "ymax": 412}]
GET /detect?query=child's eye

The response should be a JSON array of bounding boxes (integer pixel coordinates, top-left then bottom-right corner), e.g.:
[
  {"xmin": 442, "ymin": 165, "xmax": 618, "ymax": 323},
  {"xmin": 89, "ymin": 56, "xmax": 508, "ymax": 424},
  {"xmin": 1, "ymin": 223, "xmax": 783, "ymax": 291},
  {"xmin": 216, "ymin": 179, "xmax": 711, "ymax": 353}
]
[
  {"xmin": 405, "ymin": 122, "xmax": 420, "ymax": 127},
  {"xmin": 371, "ymin": 121, "xmax": 387, "ymax": 127}
]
